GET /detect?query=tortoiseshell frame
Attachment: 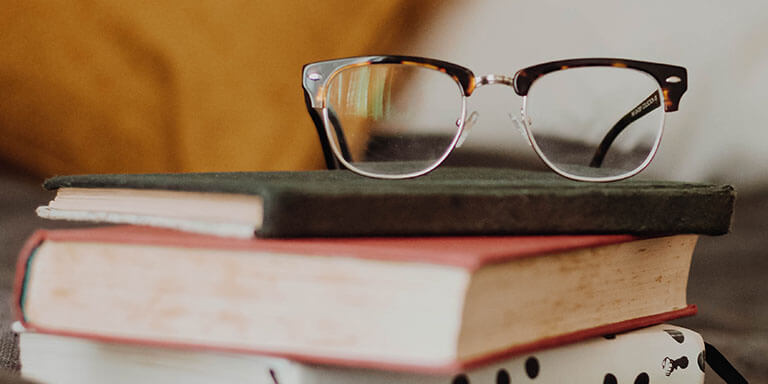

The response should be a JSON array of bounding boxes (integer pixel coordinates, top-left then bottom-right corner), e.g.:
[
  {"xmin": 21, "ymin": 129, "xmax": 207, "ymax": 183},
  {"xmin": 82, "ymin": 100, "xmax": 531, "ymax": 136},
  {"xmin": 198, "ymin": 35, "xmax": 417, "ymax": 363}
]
[
  {"xmin": 515, "ymin": 58, "xmax": 687, "ymax": 111},
  {"xmin": 302, "ymin": 55, "xmax": 687, "ymax": 181}
]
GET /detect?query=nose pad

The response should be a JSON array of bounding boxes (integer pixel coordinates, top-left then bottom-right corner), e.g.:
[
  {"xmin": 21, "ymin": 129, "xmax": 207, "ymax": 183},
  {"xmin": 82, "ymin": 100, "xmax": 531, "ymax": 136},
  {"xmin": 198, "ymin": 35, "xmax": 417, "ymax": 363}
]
[
  {"xmin": 508, "ymin": 112, "xmax": 529, "ymax": 140},
  {"xmin": 456, "ymin": 110, "xmax": 479, "ymax": 148}
]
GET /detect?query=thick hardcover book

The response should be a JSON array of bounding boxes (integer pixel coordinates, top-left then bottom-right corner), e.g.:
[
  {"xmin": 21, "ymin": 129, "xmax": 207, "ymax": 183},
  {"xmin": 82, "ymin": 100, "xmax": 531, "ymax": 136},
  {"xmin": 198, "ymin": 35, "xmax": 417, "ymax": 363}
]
[
  {"xmin": 37, "ymin": 167, "xmax": 735, "ymax": 238},
  {"xmin": 15, "ymin": 226, "xmax": 698, "ymax": 373},
  {"xmin": 17, "ymin": 323, "xmax": 706, "ymax": 384}
]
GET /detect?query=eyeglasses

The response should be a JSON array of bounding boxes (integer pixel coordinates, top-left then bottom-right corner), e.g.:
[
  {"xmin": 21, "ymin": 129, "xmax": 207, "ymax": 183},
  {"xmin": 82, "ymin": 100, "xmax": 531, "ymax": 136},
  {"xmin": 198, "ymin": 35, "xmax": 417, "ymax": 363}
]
[{"xmin": 302, "ymin": 56, "xmax": 687, "ymax": 182}]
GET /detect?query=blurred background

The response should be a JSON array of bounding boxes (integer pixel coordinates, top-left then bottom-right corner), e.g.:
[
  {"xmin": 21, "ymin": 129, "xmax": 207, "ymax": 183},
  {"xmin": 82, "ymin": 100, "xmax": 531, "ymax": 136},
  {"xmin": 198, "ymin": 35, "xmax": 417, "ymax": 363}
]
[
  {"xmin": 400, "ymin": 1, "xmax": 768, "ymax": 191},
  {"xmin": 0, "ymin": 0, "xmax": 765, "ymax": 382}
]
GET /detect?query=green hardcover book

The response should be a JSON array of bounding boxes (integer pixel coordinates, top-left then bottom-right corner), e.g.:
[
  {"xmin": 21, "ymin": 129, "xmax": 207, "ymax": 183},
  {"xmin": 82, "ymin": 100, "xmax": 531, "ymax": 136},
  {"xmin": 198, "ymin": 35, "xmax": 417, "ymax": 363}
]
[{"xmin": 37, "ymin": 167, "xmax": 735, "ymax": 238}]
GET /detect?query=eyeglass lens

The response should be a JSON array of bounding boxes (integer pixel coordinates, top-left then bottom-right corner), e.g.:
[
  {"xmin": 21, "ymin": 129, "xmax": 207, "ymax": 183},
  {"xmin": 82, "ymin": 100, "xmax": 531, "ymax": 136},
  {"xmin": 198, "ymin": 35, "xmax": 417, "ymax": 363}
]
[
  {"xmin": 525, "ymin": 66, "xmax": 664, "ymax": 179},
  {"xmin": 324, "ymin": 63, "xmax": 465, "ymax": 176}
]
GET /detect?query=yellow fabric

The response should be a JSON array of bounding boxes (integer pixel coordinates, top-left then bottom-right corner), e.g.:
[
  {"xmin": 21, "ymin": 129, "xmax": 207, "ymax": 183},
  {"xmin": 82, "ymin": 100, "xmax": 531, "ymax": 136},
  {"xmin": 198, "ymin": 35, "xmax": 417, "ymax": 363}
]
[{"xmin": 0, "ymin": 1, "xmax": 435, "ymax": 176}]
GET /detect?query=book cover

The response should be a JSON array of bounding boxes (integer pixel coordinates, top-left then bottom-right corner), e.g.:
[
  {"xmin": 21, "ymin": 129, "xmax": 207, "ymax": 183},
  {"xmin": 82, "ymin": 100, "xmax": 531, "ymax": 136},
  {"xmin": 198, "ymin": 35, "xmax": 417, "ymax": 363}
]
[
  {"xmin": 38, "ymin": 167, "xmax": 735, "ymax": 238},
  {"xmin": 14, "ymin": 226, "xmax": 698, "ymax": 373},
  {"xmin": 18, "ymin": 323, "xmax": 706, "ymax": 384}
]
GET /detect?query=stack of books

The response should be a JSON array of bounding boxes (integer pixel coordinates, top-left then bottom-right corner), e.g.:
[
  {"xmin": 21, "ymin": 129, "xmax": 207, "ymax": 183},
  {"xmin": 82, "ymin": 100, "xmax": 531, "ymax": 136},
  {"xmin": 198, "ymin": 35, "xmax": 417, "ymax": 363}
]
[{"xmin": 13, "ymin": 167, "xmax": 735, "ymax": 383}]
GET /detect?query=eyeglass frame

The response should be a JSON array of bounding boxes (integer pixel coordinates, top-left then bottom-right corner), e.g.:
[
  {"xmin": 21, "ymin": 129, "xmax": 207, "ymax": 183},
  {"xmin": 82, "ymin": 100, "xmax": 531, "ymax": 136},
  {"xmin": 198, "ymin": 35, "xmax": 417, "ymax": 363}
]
[{"xmin": 302, "ymin": 55, "xmax": 688, "ymax": 182}]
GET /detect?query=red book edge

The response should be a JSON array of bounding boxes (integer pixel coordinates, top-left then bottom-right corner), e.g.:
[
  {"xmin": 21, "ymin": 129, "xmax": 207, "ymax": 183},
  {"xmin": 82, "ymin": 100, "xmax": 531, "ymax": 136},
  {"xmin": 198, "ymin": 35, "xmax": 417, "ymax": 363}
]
[
  {"xmin": 13, "ymin": 227, "xmax": 695, "ymax": 374},
  {"xmin": 14, "ymin": 225, "xmax": 636, "ymax": 270}
]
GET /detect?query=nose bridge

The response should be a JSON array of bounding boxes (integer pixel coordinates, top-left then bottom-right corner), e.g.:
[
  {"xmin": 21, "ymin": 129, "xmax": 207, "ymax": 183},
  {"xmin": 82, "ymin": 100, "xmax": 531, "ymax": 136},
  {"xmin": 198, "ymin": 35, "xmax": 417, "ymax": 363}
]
[{"xmin": 475, "ymin": 74, "xmax": 518, "ymax": 91}]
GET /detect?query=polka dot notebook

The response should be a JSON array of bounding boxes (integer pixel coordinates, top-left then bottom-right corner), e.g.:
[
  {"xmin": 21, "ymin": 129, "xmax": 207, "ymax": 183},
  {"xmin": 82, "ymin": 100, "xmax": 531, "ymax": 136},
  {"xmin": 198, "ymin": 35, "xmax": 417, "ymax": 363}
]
[{"xmin": 18, "ymin": 323, "xmax": 705, "ymax": 383}]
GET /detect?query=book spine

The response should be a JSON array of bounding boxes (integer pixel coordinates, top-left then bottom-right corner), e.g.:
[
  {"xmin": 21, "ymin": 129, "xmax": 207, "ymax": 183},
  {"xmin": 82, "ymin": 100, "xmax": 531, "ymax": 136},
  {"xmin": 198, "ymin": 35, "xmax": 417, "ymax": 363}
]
[{"xmin": 12, "ymin": 229, "xmax": 49, "ymax": 325}]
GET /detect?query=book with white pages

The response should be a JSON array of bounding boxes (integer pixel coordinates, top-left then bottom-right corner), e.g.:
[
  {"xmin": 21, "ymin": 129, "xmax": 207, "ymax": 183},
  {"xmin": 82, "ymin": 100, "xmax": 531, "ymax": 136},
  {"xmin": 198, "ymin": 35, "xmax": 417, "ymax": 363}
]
[{"xmin": 17, "ymin": 323, "xmax": 706, "ymax": 384}]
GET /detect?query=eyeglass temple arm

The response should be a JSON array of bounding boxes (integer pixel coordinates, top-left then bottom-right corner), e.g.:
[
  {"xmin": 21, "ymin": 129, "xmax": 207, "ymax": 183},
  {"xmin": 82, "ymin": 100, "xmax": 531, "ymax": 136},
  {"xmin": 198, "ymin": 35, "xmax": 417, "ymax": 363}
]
[
  {"xmin": 303, "ymin": 89, "xmax": 349, "ymax": 170},
  {"xmin": 589, "ymin": 90, "xmax": 662, "ymax": 168}
]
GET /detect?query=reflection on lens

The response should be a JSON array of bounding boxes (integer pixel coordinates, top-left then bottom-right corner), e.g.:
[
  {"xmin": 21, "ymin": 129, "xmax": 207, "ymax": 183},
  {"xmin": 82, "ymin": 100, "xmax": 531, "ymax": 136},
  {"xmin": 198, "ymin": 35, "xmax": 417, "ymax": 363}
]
[
  {"xmin": 324, "ymin": 63, "xmax": 465, "ymax": 176},
  {"xmin": 524, "ymin": 67, "xmax": 664, "ymax": 180}
]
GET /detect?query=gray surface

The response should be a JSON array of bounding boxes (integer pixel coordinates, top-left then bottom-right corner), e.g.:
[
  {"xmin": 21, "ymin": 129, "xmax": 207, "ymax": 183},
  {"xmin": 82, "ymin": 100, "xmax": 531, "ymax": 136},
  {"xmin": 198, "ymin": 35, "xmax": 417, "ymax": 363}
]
[
  {"xmin": 676, "ymin": 191, "xmax": 768, "ymax": 381},
  {"xmin": 0, "ymin": 168, "xmax": 764, "ymax": 382}
]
